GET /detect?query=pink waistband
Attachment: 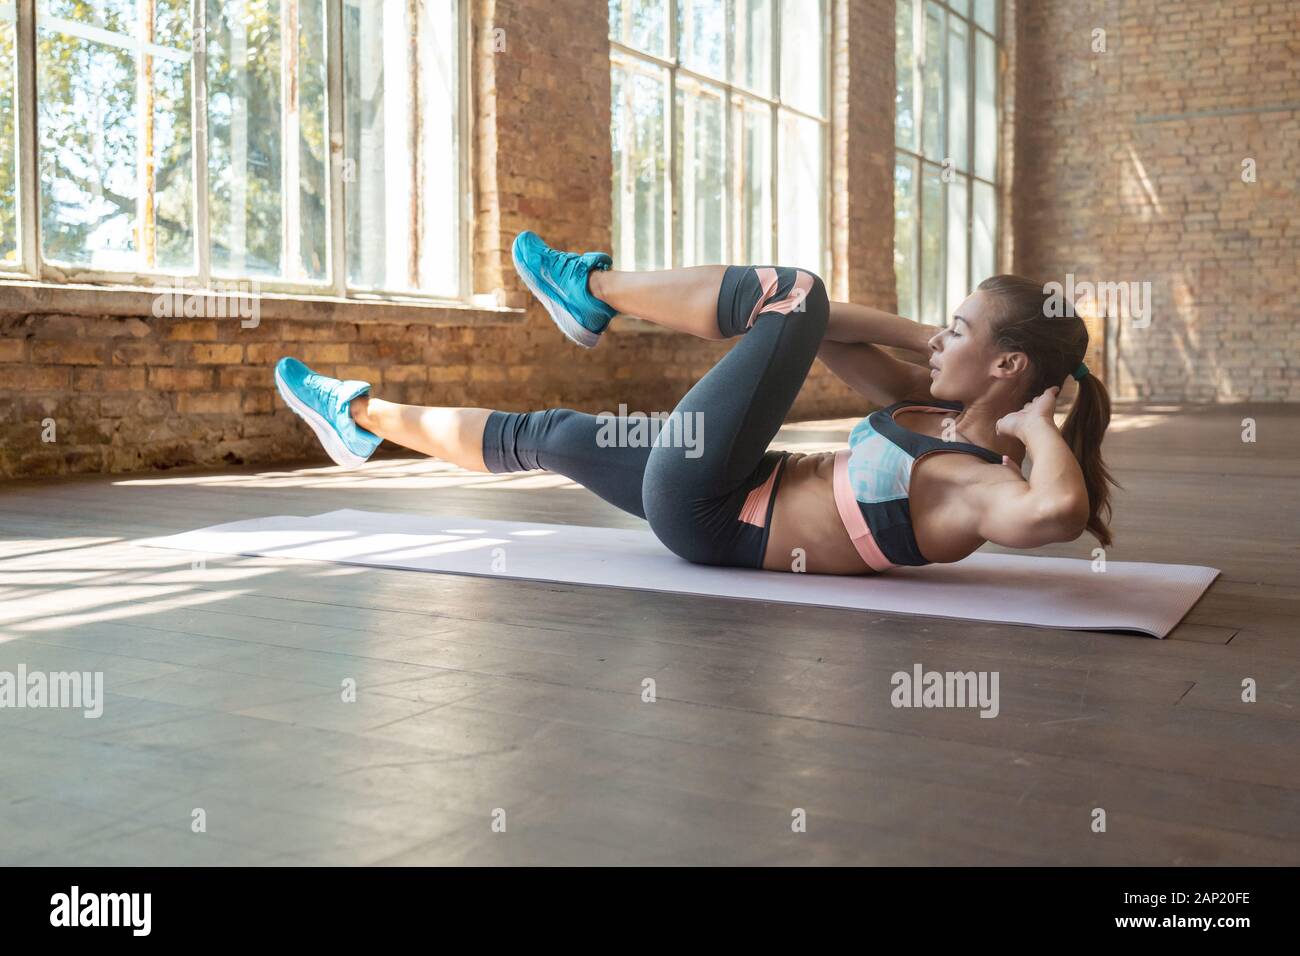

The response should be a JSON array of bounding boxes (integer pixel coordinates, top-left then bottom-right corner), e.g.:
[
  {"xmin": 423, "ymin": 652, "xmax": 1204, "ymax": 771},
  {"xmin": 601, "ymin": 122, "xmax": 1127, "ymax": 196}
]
[
  {"xmin": 738, "ymin": 456, "xmax": 785, "ymax": 528},
  {"xmin": 832, "ymin": 450, "xmax": 895, "ymax": 573}
]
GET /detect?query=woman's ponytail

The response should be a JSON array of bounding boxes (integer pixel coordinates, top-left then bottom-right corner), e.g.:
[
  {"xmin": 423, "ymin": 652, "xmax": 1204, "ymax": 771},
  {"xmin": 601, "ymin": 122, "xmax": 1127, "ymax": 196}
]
[{"xmin": 1060, "ymin": 373, "xmax": 1118, "ymax": 548}]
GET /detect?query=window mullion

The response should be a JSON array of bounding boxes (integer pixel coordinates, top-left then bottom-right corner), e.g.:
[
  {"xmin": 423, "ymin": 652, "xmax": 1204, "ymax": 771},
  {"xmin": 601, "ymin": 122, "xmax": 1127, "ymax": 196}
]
[
  {"xmin": 721, "ymin": 0, "xmax": 731, "ymax": 264},
  {"xmin": 230, "ymin": 0, "xmax": 248, "ymax": 275},
  {"xmin": 769, "ymin": 0, "xmax": 779, "ymax": 260},
  {"xmin": 966, "ymin": 14, "xmax": 974, "ymax": 288},
  {"xmin": 940, "ymin": 3, "xmax": 948, "ymax": 318},
  {"xmin": 457, "ymin": 0, "xmax": 469, "ymax": 299},
  {"xmin": 282, "ymin": 0, "xmax": 301, "ymax": 281},
  {"xmin": 139, "ymin": 0, "xmax": 156, "ymax": 270},
  {"xmin": 326, "ymin": 0, "xmax": 345, "ymax": 296},
  {"xmin": 821, "ymin": 0, "xmax": 829, "ymax": 279},
  {"xmin": 665, "ymin": 0, "xmax": 676, "ymax": 269},
  {"xmin": 616, "ymin": 60, "xmax": 634, "ymax": 266},
  {"xmin": 15, "ymin": 0, "xmax": 38, "ymax": 275},
  {"xmin": 193, "ymin": 0, "xmax": 211, "ymax": 285},
  {"xmin": 407, "ymin": 0, "xmax": 420, "ymax": 289}
]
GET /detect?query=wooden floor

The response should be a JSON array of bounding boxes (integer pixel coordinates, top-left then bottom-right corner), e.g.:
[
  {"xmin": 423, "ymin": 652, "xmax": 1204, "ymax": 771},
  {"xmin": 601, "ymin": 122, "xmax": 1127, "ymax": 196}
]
[{"xmin": 1, "ymin": 402, "xmax": 1297, "ymax": 865}]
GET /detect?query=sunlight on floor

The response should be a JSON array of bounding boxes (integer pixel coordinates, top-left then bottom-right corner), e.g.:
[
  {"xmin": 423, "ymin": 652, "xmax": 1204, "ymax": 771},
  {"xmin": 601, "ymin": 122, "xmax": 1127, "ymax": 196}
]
[
  {"xmin": 0, "ymin": 539, "xmax": 316, "ymax": 639},
  {"xmin": 113, "ymin": 458, "xmax": 583, "ymax": 491}
]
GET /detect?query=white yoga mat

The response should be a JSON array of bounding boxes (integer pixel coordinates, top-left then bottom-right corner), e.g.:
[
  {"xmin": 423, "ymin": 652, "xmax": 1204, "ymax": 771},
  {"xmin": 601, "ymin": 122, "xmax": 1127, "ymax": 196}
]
[{"xmin": 138, "ymin": 509, "xmax": 1219, "ymax": 638}]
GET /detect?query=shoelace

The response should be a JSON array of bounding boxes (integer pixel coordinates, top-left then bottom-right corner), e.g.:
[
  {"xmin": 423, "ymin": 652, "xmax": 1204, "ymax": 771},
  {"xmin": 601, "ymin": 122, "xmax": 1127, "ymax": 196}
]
[
  {"xmin": 544, "ymin": 246, "xmax": 588, "ymax": 290},
  {"xmin": 307, "ymin": 373, "xmax": 350, "ymax": 415}
]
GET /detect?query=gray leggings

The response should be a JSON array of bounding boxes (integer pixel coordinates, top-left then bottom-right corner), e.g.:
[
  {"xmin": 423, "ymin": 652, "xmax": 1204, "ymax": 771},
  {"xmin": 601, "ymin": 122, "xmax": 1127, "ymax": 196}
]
[{"xmin": 482, "ymin": 265, "xmax": 829, "ymax": 568}]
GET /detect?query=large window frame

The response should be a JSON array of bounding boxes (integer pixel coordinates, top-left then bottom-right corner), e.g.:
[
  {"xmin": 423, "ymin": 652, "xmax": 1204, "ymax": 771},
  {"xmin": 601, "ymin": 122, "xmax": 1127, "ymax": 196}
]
[
  {"xmin": 0, "ymin": 0, "xmax": 472, "ymax": 304},
  {"xmin": 894, "ymin": 0, "xmax": 1000, "ymax": 325},
  {"xmin": 610, "ymin": 0, "xmax": 832, "ymax": 279}
]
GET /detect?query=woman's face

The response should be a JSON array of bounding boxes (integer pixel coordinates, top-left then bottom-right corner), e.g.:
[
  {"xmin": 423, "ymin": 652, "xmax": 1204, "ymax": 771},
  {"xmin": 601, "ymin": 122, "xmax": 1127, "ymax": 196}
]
[{"xmin": 925, "ymin": 291, "xmax": 1020, "ymax": 402}]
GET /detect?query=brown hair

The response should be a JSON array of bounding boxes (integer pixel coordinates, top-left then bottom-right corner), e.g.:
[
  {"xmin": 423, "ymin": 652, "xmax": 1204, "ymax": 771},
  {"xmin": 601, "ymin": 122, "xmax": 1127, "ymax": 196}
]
[{"xmin": 976, "ymin": 274, "xmax": 1119, "ymax": 547}]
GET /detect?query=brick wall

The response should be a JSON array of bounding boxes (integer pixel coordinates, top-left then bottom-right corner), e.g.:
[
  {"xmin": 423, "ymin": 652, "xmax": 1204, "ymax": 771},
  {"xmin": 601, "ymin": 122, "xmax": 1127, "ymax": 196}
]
[
  {"xmin": 832, "ymin": 0, "xmax": 898, "ymax": 306},
  {"xmin": 1014, "ymin": 0, "xmax": 1300, "ymax": 402}
]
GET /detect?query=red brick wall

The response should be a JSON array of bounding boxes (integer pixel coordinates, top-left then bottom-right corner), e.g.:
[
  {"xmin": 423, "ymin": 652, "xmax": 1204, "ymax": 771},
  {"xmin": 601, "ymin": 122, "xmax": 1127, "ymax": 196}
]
[
  {"xmin": 832, "ymin": 0, "xmax": 898, "ymax": 306},
  {"xmin": 1014, "ymin": 0, "xmax": 1300, "ymax": 402},
  {"xmin": 0, "ymin": 0, "xmax": 899, "ymax": 479}
]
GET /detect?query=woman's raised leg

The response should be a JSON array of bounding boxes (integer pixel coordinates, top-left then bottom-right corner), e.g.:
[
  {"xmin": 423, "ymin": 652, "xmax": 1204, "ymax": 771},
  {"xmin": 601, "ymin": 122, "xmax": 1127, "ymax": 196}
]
[
  {"xmin": 588, "ymin": 266, "xmax": 727, "ymax": 339},
  {"xmin": 511, "ymin": 231, "xmax": 727, "ymax": 343}
]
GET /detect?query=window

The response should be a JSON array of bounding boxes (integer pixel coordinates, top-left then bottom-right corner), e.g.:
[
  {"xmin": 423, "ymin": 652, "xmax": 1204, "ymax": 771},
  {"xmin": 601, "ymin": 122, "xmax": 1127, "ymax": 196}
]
[
  {"xmin": 610, "ymin": 0, "xmax": 830, "ymax": 278},
  {"xmin": 1, "ymin": 0, "xmax": 466, "ymax": 300},
  {"xmin": 894, "ymin": 0, "xmax": 999, "ymax": 325}
]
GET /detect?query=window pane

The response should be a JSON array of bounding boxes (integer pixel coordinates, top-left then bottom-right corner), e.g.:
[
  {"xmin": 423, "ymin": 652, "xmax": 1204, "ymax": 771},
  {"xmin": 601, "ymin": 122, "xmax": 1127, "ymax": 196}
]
[
  {"xmin": 948, "ymin": 0, "xmax": 970, "ymax": 17},
  {"xmin": 37, "ymin": 4, "xmax": 140, "ymax": 268},
  {"xmin": 732, "ymin": 0, "xmax": 771, "ymax": 95},
  {"xmin": 152, "ymin": 0, "xmax": 195, "ymax": 272},
  {"xmin": 674, "ymin": 78, "xmax": 725, "ymax": 265},
  {"xmin": 208, "ymin": 0, "xmax": 330, "ymax": 283},
  {"xmin": 207, "ymin": 0, "xmax": 283, "ymax": 277},
  {"xmin": 974, "ymin": 30, "xmax": 996, "ymax": 181},
  {"xmin": 0, "ymin": 7, "xmax": 17, "ymax": 267},
  {"xmin": 920, "ymin": 163, "xmax": 942, "ymax": 325},
  {"xmin": 972, "ymin": 178, "xmax": 995, "ymax": 285},
  {"xmin": 609, "ymin": 0, "xmax": 667, "ymax": 57},
  {"xmin": 611, "ymin": 56, "xmax": 667, "ymax": 270},
  {"xmin": 732, "ymin": 96, "xmax": 771, "ymax": 264},
  {"xmin": 894, "ymin": 154, "xmax": 916, "ymax": 319},
  {"xmin": 779, "ymin": 0, "xmax": 824, "ymax": 116},
  {"xmin": 946, "ymin": 173, "xmax": 968, "ymax": 316},
  {"xmin": 894, "ymin": 0, "xmax": 916, "ymax": 152},
  {"xmin": 343, "ymin": 0, "xmax": 459, "ymax": 295},
  {"xmin": 677, "ymin": 0, "xmax": 724, "ymax": 80},
  {"xmin": 777, "ymin": 109, "xmax": 822, "ymax": 273},
  {"xmin": 974, "ymin": 0, "xmax": 996, "ymax": 35},
  {"xmin": 921, "ymin": 1, "xmax": 944, "ymax": 161},
  {"xmin": 946, "ymin": 14, "xmax": 967, "ymax": 173},
  {"xmin": 296, "ymin": 0, "xmax": 329, "ymax": 281}
]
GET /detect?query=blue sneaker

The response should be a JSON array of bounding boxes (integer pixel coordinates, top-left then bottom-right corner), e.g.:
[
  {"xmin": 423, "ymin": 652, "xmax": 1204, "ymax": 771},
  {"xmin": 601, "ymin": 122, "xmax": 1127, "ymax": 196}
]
[
  {"xmin": 274, "ymin": 357, "xmax": 382, "ymax": 468},
  {"xmin": 511, "ymin": 230, "xmax": 616, "ymax": 348}
]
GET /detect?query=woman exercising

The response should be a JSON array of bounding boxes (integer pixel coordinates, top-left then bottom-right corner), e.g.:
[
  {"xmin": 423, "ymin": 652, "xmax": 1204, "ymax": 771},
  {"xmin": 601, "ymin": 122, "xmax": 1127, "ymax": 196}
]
[{"xmin": 274, "ymin": 232, "xmax": 1116, "ymax": 575}]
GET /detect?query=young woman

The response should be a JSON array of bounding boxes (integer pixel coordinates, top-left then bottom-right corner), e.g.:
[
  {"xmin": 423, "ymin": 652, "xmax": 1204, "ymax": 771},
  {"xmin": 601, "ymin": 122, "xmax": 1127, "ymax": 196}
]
[{"xmin": 274, "ymin": 232, "xmax": 1116, "ymax": 575}]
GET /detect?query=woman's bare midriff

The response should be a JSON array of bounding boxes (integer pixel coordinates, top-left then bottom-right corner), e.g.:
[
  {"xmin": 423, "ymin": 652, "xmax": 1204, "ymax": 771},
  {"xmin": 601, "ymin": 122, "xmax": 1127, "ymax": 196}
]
[
  {"xmin": 763, "ymin": 412, "xmax": 1004, "ymax": 573},
  {"xmin": 762, "ymin": 452, "xmax": 873, "ymax": 574}
]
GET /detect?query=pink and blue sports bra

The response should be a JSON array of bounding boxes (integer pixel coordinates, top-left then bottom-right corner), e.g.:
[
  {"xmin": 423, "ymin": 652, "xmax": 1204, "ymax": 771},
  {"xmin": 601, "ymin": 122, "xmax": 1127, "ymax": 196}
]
[{"xmin": 832, "ymin": 399, "xmax": 1003, "ymax": 572}]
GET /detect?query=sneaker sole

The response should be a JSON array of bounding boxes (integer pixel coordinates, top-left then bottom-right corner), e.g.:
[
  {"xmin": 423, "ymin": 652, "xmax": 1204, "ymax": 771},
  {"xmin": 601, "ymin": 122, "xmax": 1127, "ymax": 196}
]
[
  {"xmin": 274, "ymin": 367, "xmax": 370, "ymax": 469},
  {"xmin": 511, "ymin": 241, "xmax": 602, "ymax": 349}
]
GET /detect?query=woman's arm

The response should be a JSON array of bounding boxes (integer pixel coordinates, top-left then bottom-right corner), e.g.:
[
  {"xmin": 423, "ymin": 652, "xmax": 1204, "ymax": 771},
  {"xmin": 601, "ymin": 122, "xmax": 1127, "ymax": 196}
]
[
  {"xmin": 968, "ymin": 388, "xmax": 1090, "ymax": 549},
  {"xmin": 827, "ymin": 301, "xmax": 935, "ymax": 353},
  {"xmin": 818, "ymin": 301, "xmax": 937, "ymax": 406},
  {"xmin": 817, "ymin": 339, "xmax": 934, "ymax": 408}
]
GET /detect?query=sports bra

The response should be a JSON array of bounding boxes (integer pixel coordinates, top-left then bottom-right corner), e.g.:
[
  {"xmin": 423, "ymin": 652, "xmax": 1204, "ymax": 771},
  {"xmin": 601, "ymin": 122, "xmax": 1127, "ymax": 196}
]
[{"xmin": 832, "ymin": 399, "xmax": 1003, "ymax": 571}]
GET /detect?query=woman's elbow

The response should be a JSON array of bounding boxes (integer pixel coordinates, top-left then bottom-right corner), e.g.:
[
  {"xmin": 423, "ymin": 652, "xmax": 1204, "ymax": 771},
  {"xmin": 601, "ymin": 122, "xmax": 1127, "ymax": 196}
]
[{"xmin": 1038, "ymin": 495, "xmax": 1090, "ymax": 543}]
